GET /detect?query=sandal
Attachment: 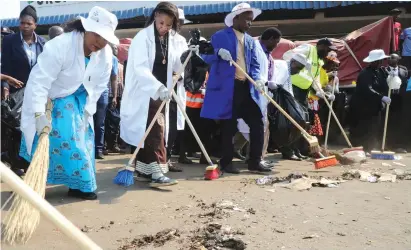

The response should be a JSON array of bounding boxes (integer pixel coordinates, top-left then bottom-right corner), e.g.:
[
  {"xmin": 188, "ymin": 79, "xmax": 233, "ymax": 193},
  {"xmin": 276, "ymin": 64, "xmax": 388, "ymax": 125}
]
[
  {"xmin": 68, "ymin": 189, "xmax": 97, "ymax": 200},
  {"xmin": 149, "ymin": 176, "xmax": 178, "ymax": 188}
]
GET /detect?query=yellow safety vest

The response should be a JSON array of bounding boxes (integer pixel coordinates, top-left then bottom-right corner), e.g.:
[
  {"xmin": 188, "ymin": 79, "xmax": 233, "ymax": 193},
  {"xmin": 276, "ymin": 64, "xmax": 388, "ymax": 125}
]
[{"xmin": 291, "ymin": 45, "xmax": 324, "ymax": 90}]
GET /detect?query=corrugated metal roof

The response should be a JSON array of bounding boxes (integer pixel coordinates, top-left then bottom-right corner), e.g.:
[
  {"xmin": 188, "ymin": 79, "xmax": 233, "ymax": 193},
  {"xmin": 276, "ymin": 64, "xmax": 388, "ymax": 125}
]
[{"xmin": 0, "ymin": 1, "xmax": 401, "ymax": 28}]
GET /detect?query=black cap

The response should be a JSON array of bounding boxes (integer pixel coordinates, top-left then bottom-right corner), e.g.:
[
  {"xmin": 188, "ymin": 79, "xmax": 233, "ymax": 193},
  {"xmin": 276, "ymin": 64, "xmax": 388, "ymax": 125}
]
[
  {"xmin": 317, "ymin": 38, "xmax": 337, "ymax": 50},
  {"xmin": 1, "ymin": 27, "xmax": 13, "ymax": 35},
  {"xmin": 389, "ymin": 8, "xmax": 402, "ymax": 15},
  {"xmin": 20, "ymin": 5, "xmax": 38, "ymax": 23}
]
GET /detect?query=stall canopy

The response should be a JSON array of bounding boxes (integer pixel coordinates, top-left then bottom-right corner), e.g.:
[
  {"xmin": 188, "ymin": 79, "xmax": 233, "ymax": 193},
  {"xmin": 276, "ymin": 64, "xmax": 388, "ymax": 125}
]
[{"xmin": 292, "ymin": 17, "xmax": 394, "ymax": 86}]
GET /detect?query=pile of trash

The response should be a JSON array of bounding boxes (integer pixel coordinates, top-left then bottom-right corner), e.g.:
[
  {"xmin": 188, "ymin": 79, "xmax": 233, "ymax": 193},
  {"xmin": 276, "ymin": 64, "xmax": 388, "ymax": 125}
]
[
  {"xmin": 342, "ymin": 168, "xmax": 411, "ymax": 183},
  {"xmin": 119, "ymin": 229, "xmax": 181, "ymax": 249},
  {"xmin": 188, "ymin": 223, "xmax": 247, "ymax": 250},
  {"xmin": 255, "ymin": 174, "xmax": 346, "ymax": 191}
]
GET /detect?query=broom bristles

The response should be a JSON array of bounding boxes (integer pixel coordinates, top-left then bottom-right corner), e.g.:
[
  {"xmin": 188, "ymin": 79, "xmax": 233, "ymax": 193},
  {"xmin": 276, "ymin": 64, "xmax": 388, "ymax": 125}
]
[{"xmin": 2, "ymin": 133, "xmax": 49, "ymax": 245}]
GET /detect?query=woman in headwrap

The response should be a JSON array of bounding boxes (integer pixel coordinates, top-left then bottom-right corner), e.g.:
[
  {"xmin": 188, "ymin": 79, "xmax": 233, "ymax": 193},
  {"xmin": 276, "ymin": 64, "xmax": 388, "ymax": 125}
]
[
  {"xmin": 121, "ymin": 2, "xmax": 197, "ymax": 187},
  {"xmin": 19, "ymin": 6, "xmax": 119, "ymax": 200}
]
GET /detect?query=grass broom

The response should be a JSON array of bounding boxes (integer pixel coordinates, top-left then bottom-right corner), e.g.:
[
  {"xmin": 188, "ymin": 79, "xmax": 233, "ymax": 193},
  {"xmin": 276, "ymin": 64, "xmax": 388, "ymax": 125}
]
[
  {"xmin": 229, "ymin": 60, "xmax": 338, "ymax": 169},
  {"xmin": 0, "ymin": 162, "xmax": 102, "ymax": 249},
  {"xmin": 2, "ymin": 99, "xmax": 52, "ymax": 245},
  {"xmin": 113, "ymin": 50, "xmax": 193, "ymax": 186}
]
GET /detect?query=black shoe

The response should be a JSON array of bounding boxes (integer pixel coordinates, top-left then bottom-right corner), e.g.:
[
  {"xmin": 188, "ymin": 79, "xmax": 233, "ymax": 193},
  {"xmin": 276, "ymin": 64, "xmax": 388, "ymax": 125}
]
[
  {"xmin": 262, "ymin": 160, "xmax": 275, "ymax": 168},
  {"xmin": 178, "ymin": 156, "xmax": 193, "ymax": 164},
  {"xmin": 267, "ymin": 148, "xmax": 278, "ymax": 153},
  {"xmin": 234, "ymin": 150, "xmax": 246, "ymax": 160},
  {"xmin": 295, "ymin": 151, "xmax": 308, "ymax": 160},
  {"xmin": 248, "ymin": 161, "xmax": 272, "ymax": 173},
  {"xmin": 282, "ymin": 154, "xmax": 302, "ymax": 161},
  {"xmin": 168, "ymin": 162, "xmax": 183, "ymax": 172},
  {"xmin": 108, "ymin": 145, "xmax": 126, "ymax": 154},
  {"xmin": 68, "ymin": 189, "xmax": 97, "ymax": 200},
  {"xmin": 221, "ymin": 163, "xmax": 240, "ymax": 174},
  {"xmin": 96, "ymin": 152, "xmax": 104, "ymax": 159}
]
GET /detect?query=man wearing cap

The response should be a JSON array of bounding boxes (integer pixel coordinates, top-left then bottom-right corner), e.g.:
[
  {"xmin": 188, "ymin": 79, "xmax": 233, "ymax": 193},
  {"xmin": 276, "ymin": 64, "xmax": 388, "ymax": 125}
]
[
  {"xmin": 1, "ymin": 5, "xmax": 46, "ymax": 101},
  {"xmin": 348, "ymin": 49, "xmax": 391, "ymax": 152},
  {"xmin": 166, "ymin": 8, "xmax": 190, "ymax": 171},
  {"xmin": 283, "ymin": 38, "xmax": 336, "ymax": 109},
  {"xmin": 201, "ymin": 3, "xmax": 270, "ymax": 174}
]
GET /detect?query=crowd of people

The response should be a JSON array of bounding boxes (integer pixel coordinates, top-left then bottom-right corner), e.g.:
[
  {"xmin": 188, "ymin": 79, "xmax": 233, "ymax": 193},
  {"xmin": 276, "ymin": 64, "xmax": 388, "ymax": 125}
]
[{"xmin": 1, "ymin": 3, "xmax": 410, "ymax": 199}]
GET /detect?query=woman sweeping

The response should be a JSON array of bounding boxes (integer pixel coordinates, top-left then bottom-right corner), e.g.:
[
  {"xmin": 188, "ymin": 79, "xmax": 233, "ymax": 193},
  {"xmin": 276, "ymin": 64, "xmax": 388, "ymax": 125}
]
[
  {"xmin": 19, "ymin": 6, "xmax": 118, "ymax": 200},
  {"xmin": 121, "ymin": 2, "xmax": 195, "ymax": 187}
]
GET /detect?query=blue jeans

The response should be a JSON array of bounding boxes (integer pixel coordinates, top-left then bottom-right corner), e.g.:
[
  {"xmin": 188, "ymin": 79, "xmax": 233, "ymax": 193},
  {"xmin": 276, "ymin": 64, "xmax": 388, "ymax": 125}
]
[{"xmin": 93, "ymin": 89, "xmax": 109, "ymax": 154}]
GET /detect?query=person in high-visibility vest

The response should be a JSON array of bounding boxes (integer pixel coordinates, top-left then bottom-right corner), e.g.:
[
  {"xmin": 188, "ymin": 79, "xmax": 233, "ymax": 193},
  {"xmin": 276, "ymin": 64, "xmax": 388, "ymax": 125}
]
[{"xmin": 283, "ymin": 38, "xmax": 337, "ymax": 109}]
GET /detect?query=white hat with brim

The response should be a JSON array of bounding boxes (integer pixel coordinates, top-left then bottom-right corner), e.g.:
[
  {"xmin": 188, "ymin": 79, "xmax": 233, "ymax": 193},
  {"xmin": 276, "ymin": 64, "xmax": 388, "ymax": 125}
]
[
  {"xmin": 291, "ymin": 53, "xmax": 309, "ymax": 67},
  {"xmin": 224, "ymin": 3, "xmax": 262, "ymax": 27},
  {"xmin": 80, "ymin": 6, "xmax": 119, "ymax": 45},
  {"xmin": 363, "ymin": 49, "xmax": 389, "ymax": 63},
  {"xmin": 178, "ymin": 8, "xmax": 192, "ymax": 24}
]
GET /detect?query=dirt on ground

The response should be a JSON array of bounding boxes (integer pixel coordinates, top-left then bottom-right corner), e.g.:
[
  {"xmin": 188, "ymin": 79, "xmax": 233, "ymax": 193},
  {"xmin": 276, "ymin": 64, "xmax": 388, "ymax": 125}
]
[{"xmin": 1, "ymin": 152, "xmax": 411, "ymax": 250}]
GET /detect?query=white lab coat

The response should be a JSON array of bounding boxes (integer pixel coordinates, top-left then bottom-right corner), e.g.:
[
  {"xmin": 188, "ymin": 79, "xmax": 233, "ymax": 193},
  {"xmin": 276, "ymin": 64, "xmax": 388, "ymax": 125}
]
[
  {"xmin": 272, "ymin": 60, "xmax": 294, "ymax": 96},
  {"xmin": 120, "ymin": 24, "xmax": 183, "ymax": 147},
  {"xmin": 174, "ymin": 33, "xmax": 188, "ymax": 130},
  {"xmin": 237, "ymin": 40, "xmax": 269, "ymax": 134},
  {"xmin": 21, "ymin": 31, "xmax": 112, "ymax": 154}
]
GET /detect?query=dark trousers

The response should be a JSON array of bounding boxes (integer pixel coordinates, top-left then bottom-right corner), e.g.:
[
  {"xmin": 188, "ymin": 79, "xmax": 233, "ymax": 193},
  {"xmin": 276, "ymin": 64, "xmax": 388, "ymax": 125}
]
[
  {"xmin": 93, "ymin": 89, "xmax": 109, "ymax": 154},
  {"xmin": 105, "ymin": 97, "xmax": 120, "ymax": 149},
  {"xmin": 167, "ymin": 101, "xmax": 178, "ymax": 158},
  {"xmin": 220, "ymin": 79, "xmax": 264, "ymax": 168}
]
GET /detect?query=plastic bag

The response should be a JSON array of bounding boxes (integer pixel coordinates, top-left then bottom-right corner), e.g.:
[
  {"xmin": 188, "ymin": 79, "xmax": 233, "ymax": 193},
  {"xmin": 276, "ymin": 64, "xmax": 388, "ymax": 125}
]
[
  {"xmin": 181, "ymin": 50, "xmax": 210, "ymax": 93},
  {"xmin": 268, "ymin": 87, "xmax": 308, "ymax": 147},
  {"xmin": 1, "ymin": 87, "xmax": 25, "ymax": 128},
  {"xmin": 342, "ymin": 150, "xmax": 366, "ymax": 163}
]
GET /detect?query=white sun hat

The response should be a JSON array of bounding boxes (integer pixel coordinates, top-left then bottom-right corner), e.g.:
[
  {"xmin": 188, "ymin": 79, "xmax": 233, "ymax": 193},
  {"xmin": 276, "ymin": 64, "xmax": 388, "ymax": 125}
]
[
  {"xmin": 178, "ymin": 8, "xmax": 192, "ymax": 24},
  {"xmin": 291, "ymin": 53, "xmax": 309, "ymax": 67},
  {"xmin": 363, "ymin": 49, "xmax": 389, "ymax": 63},
  {"xmin": 224, "ymin": 2, "xmax": 262, "ymax": 27},
  {"xmin": 80, "ymin": 6, "xmax": 119, "ymax": 45}
]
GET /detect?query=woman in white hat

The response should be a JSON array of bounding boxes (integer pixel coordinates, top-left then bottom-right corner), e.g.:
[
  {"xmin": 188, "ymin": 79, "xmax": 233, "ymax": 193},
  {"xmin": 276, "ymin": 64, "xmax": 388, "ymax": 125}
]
[
  {"xmin": 19, "ymin": 6, "xmax": 118, "ymax": 200},
  {"xmin": 121, "ymin": 2, "xmax": 197, "ymax": 187},
  {"xmin": 348, "ymin": 49, "xmax": 391, "ymax": 152}
]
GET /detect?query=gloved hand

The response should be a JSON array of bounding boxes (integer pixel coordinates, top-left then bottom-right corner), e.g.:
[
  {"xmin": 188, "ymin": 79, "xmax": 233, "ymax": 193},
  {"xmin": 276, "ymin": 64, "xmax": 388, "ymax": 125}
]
[
  {"xmin": 218, "ymin": 49, "xmax": 232, "ymax": 62},
  {"xmin": 381, "ymin": 96, "xmax": 391, "ymax": 104},
  {"xmin": 159, "ymin": 86, "xmax": 171, "ymax": 101},
  {"xmin": 35, "ymin": 113, "xmax": 51, "ymax": 135},
  {"xmin": 267, "ymin": 81, "xmax": 278, "ymax": 90},
  {"xmin": 200, "ymin": 88, "xmax": 206, "ymax": 95},
  {"xmin": 316, "ymin": 90, "xmax": 325, "ymax": 99},
  {"xmin": 327, "ymin": 71, "xmax": 338, "ymax": 77},
  {"xmin": 255, "ymin": 80, "xmax": 266, "ymax": 93},
  {"xmin": 188, "ymin": 45, "xmax": 199, "ymax": 55},
  {"xmin": 327, "ymin": 94, "xmax": 335, "ymax": 101}
]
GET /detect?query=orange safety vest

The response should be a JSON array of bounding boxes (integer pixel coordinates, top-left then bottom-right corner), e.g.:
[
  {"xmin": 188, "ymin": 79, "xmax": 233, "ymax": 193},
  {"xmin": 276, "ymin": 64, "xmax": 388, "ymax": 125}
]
[
  {"xmin": 186, "ymin": 72, "xmax": 208, "ymax": 109},
  {"xmin": 186, "ymin": 92, "xmax": 204, "ymax": 108}
]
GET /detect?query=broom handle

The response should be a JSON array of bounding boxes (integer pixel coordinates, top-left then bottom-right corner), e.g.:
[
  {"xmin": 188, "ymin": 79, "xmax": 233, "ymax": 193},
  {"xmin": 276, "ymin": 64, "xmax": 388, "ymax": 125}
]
[
  {"xmin": 171, "ymin": 90, "xmax": 213, "ymax": 165},
  {"xmin": 324, "ymin": 77, "xmax": 336, "ymax": 150},
  {"xmin": 230, "ymin": 60, "xmax": 312, "ymax": 139},
  {"xmin": 127, "ymin": 51, "xmax": 193, "ymax": 165},
  {"xmin": 381, "ymin": 88, "xmax": 392, "ymax": 152},
  {"xmin": 309, "ymin": 69, "xmax": 353, "ymax": 148},
  {"xmin": 0, "ymin": 163, "xmax": 102, "ymax": 250}
]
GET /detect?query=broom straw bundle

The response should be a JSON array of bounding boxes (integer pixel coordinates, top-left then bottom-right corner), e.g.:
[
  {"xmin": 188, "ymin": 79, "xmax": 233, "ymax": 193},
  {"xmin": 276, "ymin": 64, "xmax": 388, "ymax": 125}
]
[{"xmin": 3, "ymin": 100, "xmax": 52, "ymax": 245}]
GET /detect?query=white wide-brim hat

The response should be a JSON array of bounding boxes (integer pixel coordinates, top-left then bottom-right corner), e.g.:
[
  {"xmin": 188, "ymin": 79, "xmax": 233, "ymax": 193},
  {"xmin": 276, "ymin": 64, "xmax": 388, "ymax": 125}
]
[
  {"xmin": 363, "ymin": 49, "xmax": 389, "ymax": 63},
  {"xmin": 291, "ymin": 53, "xmax": 309, "ymax": 67},
  {"xmin": 224, "ymin": 3, "xmax": 262, "ymax": 27},
  {"xmin": 80, "ymin": 6, "xmax": 119, "ymax": 45}
]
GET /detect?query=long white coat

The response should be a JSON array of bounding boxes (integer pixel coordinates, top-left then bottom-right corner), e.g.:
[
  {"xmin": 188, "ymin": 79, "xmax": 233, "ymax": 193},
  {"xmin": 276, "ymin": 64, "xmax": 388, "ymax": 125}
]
[
  {"xmin": 21, "ymin": 31, "xmax": 112, "ymax": 154},
  {"xmin": 174, "ymin": 33, "xmax": 188, "ymax": 130},
  {"xmin": 120, "ymin": 24, "xmax": 183, "ymax": 147}
]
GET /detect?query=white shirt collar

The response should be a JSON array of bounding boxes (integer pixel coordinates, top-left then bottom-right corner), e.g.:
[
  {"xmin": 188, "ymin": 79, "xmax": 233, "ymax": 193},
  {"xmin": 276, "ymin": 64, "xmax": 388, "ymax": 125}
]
[{"xmin": 20, "ymin": 32, "xmax": 38, "ymax": 44}]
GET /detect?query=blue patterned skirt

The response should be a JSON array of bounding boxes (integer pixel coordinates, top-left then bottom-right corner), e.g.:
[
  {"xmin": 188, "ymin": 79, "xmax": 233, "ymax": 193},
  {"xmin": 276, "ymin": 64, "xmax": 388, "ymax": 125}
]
[{"xmin": 20, "ymin": 85, "xmax": 97, "ymax": 192}]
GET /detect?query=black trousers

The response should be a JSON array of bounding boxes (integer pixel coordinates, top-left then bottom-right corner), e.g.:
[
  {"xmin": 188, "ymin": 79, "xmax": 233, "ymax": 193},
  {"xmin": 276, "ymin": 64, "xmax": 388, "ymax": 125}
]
[
  {"xmin": 105, "ymin": 97, "xmax": 121, "ymax": 149},
  {"xmin": 220, "ymin": 79, "xmax": 264, "ymax": 168},
  {"xmin": 167, "ymin": 101, "xmax": 178, "ymax": 158}
]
